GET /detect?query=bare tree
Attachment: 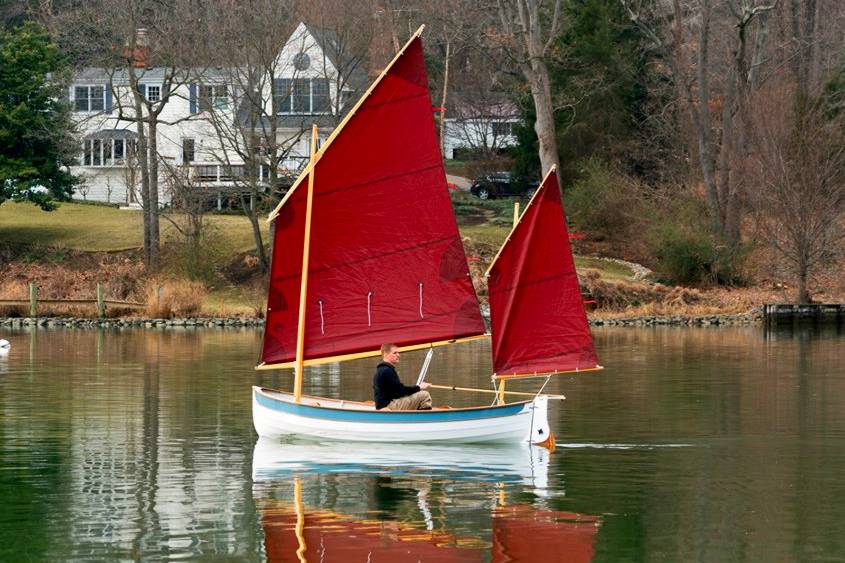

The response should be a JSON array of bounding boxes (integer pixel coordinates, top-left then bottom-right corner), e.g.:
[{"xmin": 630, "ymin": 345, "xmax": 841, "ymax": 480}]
[
  {"xmin": 749, "ymin": 94, "xmax": 845, "ymax": 303},
  {"xmin": 622, "ymin": 0, "xmax": 774, "ymax": 246},
  {"xmin": 47, "ymin": 0, "xmax": 208, "ymax": 272},
  {"xmin": 492, "ymin": 0, "xmax": 564, "ymax": 184},
  {"xmin": 193, "ymin": 0, "xmax": 373, "ymax": 272}
]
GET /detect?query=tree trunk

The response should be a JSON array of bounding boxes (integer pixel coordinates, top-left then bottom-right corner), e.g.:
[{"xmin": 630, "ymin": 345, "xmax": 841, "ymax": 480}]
[
  {"xmin": 136, "ymin": 115, "xmax": 151, "ymax": 268},
  {"xmin": 797, "ymin": 256, "xmax": 810, "ymax": 304},
  {"xmin": 691, "ymin": 0, "xmax": 722, "ymax": 237},
  {"xmin": 439, "ymin": 38, "xmax": 450, "ymax": 159},
  {"xmin": 528, "ymin": 62, "xmax": 562, "ymax": 187},
  {"xmin": 241, "ymin": 187, "xmax": 268, "ymax": 273},
  {"xmin": 147, "ymin": 120, "xmax": 160, "ymax": 272}
]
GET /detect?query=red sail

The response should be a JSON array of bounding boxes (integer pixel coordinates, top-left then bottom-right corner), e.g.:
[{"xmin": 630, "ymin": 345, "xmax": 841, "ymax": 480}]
[
  {"xmin": 487, "ymin": 170, "xmax": 599, "ymax": 376},
  {"xmin": 261, "ymin": 35, "xmax": 485, "ymax": 366}
]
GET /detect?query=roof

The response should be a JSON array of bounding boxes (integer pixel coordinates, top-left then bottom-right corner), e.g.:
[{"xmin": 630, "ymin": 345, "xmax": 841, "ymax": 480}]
[
  {"xmin": 84, "ymin": 129, "xmax": 138, "ymax": 140},
  {"xmin": 73, "ymin": 66, "xmax": 230, "ymax": 85},
  {"xmin": 448, "ymin": 100, "xmax": 520, "ymax": 120}
]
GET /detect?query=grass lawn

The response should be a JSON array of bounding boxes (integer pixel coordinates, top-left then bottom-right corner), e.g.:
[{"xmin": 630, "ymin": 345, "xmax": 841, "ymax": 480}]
[
  {"xmin": 0, "ymin": 201, "xmax": 266, "ymax": 255},
  {"xmin": 575, "ymin": 256, "xmax": 635, "ymax": 280},
  {"xmin": 0, "ymin": 200, "xmax": 634, "ymax": 289}
]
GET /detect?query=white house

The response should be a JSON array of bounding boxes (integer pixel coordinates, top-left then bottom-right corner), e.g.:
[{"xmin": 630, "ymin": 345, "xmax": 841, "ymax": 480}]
[
  {"xmin": 69, "ymin": 23, "xmax": 367, "ymax": 207},
  {"xmin": 443, "ymin": 101, "xmax": 520, "ymax": 161}
]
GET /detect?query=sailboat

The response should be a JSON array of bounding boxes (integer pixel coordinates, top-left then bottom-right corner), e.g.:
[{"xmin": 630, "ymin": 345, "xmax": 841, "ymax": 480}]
[{"xmin": 251, "ymin": 26, "xmax": 601, "ymax": 446}]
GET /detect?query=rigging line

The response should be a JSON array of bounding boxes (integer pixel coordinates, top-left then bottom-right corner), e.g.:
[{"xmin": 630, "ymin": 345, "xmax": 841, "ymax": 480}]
[
  {"xmin": 535, "ymin": 375, "xmax": 552, "ymax": 400},
  {"xmin": 318, "ymin": 299, "xmax": 325, "ymax": 335},
  {"xmin": 367, "ymin": 291, "xmax": 373, "ymax": 326},
  {"xmin": 418, "ymin": 282, "xmax": 424, "ymax": 318}
]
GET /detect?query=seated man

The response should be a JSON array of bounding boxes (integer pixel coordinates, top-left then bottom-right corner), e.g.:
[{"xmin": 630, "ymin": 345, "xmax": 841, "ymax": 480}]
[{"xmin": 373, "ymin": 343, "xmax": 432, "ymax": 410}]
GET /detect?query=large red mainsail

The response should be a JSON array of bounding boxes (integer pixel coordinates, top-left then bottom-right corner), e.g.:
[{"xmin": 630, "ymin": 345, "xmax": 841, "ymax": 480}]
[
  {"xmin": 260, "ymin": 34, "xmax": 485, "ymax": 366},
  {"xmin": 487, "ymin": 169, "xmax": 599, "ymax": 377}
]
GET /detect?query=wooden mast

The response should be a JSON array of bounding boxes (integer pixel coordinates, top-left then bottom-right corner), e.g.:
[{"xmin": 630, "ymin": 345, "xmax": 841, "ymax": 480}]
[
  {"xmin": 497, "ymin": 200, "xmax": 521, "ymax": 404},
  {"xmin": 293, "ymin": 124, "xmax": 319, "ymax": 403}
]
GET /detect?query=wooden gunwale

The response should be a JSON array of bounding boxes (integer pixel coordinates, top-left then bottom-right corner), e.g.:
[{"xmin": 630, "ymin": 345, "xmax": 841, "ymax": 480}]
[{"xmin": 256, "ymin": 386, "xmax": 532, "ymax": 414}]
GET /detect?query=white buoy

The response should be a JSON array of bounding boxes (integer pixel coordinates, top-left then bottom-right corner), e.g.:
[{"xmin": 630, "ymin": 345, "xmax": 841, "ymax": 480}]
[{"xmin": 0, "ymin": 339, "xmax": 9, "ymax": 357}]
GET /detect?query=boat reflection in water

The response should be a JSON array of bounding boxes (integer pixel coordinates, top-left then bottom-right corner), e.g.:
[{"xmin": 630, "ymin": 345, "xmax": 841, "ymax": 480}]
[{"xmin": 252, "ymin": 439, "xmax": 599, "ymax": 561}]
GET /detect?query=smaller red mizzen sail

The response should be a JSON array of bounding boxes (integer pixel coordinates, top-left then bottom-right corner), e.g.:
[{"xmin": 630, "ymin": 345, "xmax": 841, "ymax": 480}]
[{"xmin": 487, "ymin": 168, "xmax": 599, "ymax": 377}]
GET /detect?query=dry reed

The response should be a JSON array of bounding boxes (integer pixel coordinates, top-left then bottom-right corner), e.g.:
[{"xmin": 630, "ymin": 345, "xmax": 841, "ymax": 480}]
[{"xmin": 144, "ymin": 279, "xmax": 206, "ymax": 318}]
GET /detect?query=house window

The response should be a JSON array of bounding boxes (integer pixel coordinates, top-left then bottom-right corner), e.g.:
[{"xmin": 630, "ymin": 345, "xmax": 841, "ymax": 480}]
[
  {"xmin": 81, "ymin": 138, "xmax": 133, "ymax": 167},
  {"xmin": 146, "ymin": 85, "xmax": 161, "ymax": 102},
  {"xmin": 92, "ymin": 140, "xmax": 102, "ymax": 166},
  {"xmin": 492, "ymin": 121, "xmax": 514, "ymax": 136},
  {"xmin": 182, "ymin": 138, "xmax": 195, "ymax": 164},
  {"xmin": 293, "ymin": 79, "xmax": 310, "ymax": 112},
  {"xmin": 274, "ymin": 78, "xmax": 331, "ymax": 114},
  {"xmin": 199, "ymin": 85, "xmax": 228, "ymax": 111},
  {"xmin": 74, "ymin": 85, "xmax": 104, "ymax": 112},
  {"xmin": 312, "ymin": 80, "xmax": 329, "ymax": 113},
  {"xmin": 274, "ymin": 79, "xmax": 292, "ymax": 113}
]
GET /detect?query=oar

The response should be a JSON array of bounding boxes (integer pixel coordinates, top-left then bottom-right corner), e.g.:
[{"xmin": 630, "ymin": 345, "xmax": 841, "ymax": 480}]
[{"xmin": 428, "ymin": 384, "xmax": 565, "ymax": 400}]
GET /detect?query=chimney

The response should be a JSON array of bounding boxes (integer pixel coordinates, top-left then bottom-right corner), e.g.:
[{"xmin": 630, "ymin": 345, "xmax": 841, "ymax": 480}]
[
  {"xmin": 369, "ymin": 7, "xmax": 398, "ymax": 79},
  {"xmin": 123, "ymin": 28, "xmax": 151, "ymax": 68}
]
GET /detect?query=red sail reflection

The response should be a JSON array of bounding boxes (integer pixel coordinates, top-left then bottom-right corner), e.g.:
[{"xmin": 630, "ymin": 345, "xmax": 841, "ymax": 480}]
[
  {"xmin": 492, "ymin": 505, "xmax": 599, "ymax": 562},
  {"xmin": 259, "ymin": 494, "xmax": 599, "ymax": 562}
]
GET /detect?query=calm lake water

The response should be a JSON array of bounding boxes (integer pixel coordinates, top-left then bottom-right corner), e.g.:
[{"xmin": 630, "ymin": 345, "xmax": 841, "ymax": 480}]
[{"xmin": 1, "ymin": 324, "xmax": 844, "ymax": 562}]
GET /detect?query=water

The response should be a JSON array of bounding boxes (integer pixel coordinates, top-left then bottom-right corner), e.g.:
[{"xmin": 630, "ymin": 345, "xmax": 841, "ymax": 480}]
[{"xmin": 1, "ymin": 325, "xmax": 844, "ymax": 561}]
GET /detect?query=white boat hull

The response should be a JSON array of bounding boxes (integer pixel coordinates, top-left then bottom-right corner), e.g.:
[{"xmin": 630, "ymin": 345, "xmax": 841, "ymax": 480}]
[
  {"xmin": 252, "ymin": 437, "xmax": 550, "ymax": 491},
  {"xmin": 252, "ymin": 386, "xmax": 552, "ymax": 445}
]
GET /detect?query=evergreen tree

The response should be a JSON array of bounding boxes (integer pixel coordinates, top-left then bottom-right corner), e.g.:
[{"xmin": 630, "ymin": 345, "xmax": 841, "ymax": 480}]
[
  {"xmin": 0, "ymin": 22, "xmax": 77, "ymax": 210},
  {"xmin": 512, "ymin": 0, "xmax": 653, "ymax": 184}
]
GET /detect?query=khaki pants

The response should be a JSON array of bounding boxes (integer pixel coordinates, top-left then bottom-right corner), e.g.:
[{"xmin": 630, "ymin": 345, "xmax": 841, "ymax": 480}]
[{"xmin": 385, "ymin": 390, "xmax": 432, "ymax": 411}]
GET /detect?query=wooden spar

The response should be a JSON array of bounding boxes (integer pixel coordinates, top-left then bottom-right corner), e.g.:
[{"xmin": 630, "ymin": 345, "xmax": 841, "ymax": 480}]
[
  {"xmin": 497, "ymin": 379, "xmax": 507, "ymax": 405},
  {"xmin": 293, "ymin": 124, "xmax": 319, "ymax": 403},
  {"xmin": 485, "ymin": 165, "xmax": 556, "ymax": 277},
  {"xmin": 428, "ymin": 384, "xmax": 565, "ymax": 400},
  {"xmin": 513, "ymin": 201, "xmax": 520, "ymax": 229},
  {"xmin": 255, "ymin": 334, "xmax": 489, "ymax": 371},
  {"xmin": 294, "ymin": 477, "xmax": 307, "ymax": 563},
  {"xmin": 267, "ymin": 24, "xmax": 427, "ymax": 223},
  {"xmin": 493, "ymin": 365, "xmax": 605, "ymax": 381}
]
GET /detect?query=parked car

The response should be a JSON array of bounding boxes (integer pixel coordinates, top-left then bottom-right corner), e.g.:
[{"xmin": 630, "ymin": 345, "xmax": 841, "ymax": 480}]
[{"xmin": 469, "ymin": 172, "xmax": 540, "ymax": 200}]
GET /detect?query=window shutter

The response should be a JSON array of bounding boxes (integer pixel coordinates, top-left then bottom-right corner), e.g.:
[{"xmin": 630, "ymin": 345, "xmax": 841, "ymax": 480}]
[
  {"xmin": 105, "ymin": 87, "xmax": 113, "ymax": 114},
  {"xmin": 189, "ymin": 83, "xmax": 198, "ymax": 114},
  {"xmin": 137, "ymin": 84, "xmax": 146, "ymax": 99}
]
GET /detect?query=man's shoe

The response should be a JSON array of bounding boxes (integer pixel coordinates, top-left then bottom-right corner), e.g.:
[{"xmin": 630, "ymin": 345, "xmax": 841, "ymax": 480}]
[{"xmin": 418, "ymin": 406, "xmax": 433, "ymax": 410}]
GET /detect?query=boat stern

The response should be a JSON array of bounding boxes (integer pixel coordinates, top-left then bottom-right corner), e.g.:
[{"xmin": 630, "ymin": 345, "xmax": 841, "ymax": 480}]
[{"xmin": 529, "ymin": 395, "xmax": 554, "ymax": 449}]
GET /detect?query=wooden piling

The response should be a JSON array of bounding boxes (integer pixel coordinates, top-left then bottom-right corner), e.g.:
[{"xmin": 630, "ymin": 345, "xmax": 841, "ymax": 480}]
[
  {"xmin": 29, "ymin": 282, "xmax": 36, "ymax": 317},
  {"xmin": 96, "ymin": 283, "xmax": 105, "ymax": 319}
]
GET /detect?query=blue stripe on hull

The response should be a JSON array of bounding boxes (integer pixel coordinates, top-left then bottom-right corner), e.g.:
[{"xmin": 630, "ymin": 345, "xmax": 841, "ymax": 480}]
[{"xmin": 254, "ymin": 390, "xmax": 528, "ymax": 423}]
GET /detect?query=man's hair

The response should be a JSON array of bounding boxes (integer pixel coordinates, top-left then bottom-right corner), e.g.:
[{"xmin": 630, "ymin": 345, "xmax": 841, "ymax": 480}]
[{"xmin": 381, "ymin": 343, "xmax": 397, "ymax": 355}]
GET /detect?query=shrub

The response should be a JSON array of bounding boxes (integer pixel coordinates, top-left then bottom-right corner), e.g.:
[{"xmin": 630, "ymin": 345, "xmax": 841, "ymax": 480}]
[
  {"xmin": 144, "ymin": 279, "xmax": 206, "ymax": 318},
  {"xmin": 165, "ymin": 224, "xmax": 226, "ymax": 285},
  {"xmin": 564, "ymin": 158, "xmax": 641, "ymax": 240},
  {"xmin": 650, "ymin": 220, "xmax": 748, "ymax": 286},
  {"xmin": 0, "ymin": 280, "xmax": 29, "ymax": 317}
]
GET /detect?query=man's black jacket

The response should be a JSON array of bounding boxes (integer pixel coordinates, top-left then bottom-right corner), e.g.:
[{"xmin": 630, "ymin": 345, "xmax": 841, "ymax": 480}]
[{"xmin": 373, "ymin": 361, "xmax": 420, "ymax": 410}]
